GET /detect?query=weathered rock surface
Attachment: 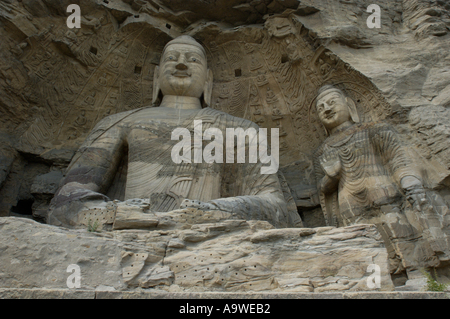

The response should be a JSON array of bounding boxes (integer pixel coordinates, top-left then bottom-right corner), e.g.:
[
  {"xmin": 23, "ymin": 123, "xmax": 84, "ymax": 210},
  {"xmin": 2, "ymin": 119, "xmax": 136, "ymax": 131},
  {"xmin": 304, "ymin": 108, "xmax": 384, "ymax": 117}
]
[
  {"xmin": 1, "ymin": 0, "xmax": 450, "ymax": 295},
  {"xmin": 0, "ymin": 216, "xmax": 393, "ymax": 292},
  {"xmin": 1, "ymin": 289, "xmax": 449, "ymax": 299}
]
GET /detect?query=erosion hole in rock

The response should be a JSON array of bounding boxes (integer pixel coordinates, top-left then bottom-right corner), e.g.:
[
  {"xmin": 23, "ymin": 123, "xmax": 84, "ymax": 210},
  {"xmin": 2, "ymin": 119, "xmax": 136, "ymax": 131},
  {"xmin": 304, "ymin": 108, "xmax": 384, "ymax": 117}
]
[
  {"xmin": 391, "ymin": 272, "xmax": 408, "ymax": 287},
  {"xmin": 11, "ymin": 199, "xmax": 34, "ymax": 216},
  {"xmin": 166, "ymin": 23, "xmax": 171, "ymax": 29},
  {"xmin": 235, "ymin": 69, "xmax": 242, "ymax": 77},
  {"xmin": 281, "ymin": 54, "xmax": 289, "ymax": 63},
  {"xmin": 134, "ymin": 66, "xmax": 142, "ymax": 74},
  {"xmin": 89, "ymin": 46, "xmax": 98, "ymax": 55}
]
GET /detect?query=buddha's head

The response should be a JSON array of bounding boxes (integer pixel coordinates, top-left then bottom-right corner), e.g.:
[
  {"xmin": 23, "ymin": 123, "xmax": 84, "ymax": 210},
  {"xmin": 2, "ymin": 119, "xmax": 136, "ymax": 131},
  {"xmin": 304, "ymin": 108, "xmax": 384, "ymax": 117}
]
[
  {"xmin": 153, "ymin": 35, "xmax": 213, "ymax": 107},
  {"xmin": 315, "ymin": 85, "xmax": 360, "ymax": 135}
]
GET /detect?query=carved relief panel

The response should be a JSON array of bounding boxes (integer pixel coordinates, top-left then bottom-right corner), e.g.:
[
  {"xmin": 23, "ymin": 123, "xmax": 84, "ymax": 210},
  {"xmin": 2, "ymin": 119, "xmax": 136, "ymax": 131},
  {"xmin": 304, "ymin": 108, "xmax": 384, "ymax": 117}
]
[{"xmin": 207, "ymin": 15, "xmax": 392, "ymax": 167}]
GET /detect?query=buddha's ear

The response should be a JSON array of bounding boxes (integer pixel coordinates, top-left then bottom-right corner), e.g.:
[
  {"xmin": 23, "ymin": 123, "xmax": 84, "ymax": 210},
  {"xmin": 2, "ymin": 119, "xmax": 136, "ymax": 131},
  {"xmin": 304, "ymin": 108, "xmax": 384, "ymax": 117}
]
[
  {"xmin": 346, "ymin": 97, "xmax": 360, "ymax": 123},
  {"xmin": 202, "ymin": 69, "xmax": 213, "ymax": 107},
  {"xmin": 152, "ymin": 65, "xmax": 161, "ymax": 105}
]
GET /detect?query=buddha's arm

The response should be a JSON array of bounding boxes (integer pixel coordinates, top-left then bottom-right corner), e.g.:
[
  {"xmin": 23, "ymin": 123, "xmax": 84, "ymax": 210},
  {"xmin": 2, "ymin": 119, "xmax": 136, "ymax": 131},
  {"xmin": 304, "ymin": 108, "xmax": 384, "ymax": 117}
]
[
  {"xmin": 180, "ymin": 163, "xmax": 298, "ymax": 228},
  {"xmin": 319, "ymin": 174, "xmax": 339, "ymax": 194},
  {"xmin": 48, "ymin": 119, "xmax": 126, "ymax": 226},
  {"xmin": 371, "ymin": 124, "xmax": 419, "ymax": 185},
  {"xmin": 207, "ymin": 172, "xmax": 296, "ymax": 228},
  {"xmin": 371, "ymin": 124, "xmax": 427, "ymax": 209},
  {"xmin": 63, "ymin": 126, "xmax": 125, "ymax": 195}
]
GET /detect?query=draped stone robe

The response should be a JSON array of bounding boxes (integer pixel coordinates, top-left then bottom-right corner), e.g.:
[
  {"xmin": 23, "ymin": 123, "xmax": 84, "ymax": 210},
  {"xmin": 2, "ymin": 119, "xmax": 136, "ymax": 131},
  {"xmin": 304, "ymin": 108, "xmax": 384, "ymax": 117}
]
[
  {"xmin": 314, "ymin": 122, "xmax": 450, "ymax": 271},
  {"xmin": 314, "ymin": 122, "xmax": 416, "ymax": 227},
  {"xmin": 49, "ymin": 106, "xmax": 301, "ymax": 228}
]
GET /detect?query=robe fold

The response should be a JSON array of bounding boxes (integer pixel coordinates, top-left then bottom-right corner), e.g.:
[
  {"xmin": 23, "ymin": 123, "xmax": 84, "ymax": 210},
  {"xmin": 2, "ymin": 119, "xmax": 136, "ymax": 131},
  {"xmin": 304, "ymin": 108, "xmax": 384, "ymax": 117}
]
[{"xmin": 49, "ymin": 106, "xmax": 301, "ymax": 228}]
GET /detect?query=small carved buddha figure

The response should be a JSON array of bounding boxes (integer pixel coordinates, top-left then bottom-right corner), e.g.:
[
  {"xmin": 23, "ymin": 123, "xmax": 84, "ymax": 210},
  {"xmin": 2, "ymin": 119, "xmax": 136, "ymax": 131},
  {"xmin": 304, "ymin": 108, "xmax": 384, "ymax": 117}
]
[
  {"xmin": 48, "ymin": 36, "xmax": 301, "ymax": 229},
  {"xmin": 314, "ymin": 85, "xmax": 449, "ymax": 271}
]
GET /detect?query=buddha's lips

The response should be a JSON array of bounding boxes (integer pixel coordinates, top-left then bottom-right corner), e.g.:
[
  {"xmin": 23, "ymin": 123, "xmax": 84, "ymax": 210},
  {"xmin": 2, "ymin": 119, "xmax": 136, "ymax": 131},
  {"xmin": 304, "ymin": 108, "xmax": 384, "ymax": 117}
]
[
  {"xmin": 324, "ymin": 111, "xmax": 336, "ymax": 119},
  {"xmin": 172, "ymin": 71, "xmax": 191, "ymax": 77}
]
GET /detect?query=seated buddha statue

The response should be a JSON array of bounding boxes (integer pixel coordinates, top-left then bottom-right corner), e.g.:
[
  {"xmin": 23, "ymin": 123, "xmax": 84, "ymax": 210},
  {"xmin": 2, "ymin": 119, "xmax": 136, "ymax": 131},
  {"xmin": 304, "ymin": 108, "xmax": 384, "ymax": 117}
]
[{"xmin": 48, "ymin": 36, "xmax": 301, "ymax": 229}]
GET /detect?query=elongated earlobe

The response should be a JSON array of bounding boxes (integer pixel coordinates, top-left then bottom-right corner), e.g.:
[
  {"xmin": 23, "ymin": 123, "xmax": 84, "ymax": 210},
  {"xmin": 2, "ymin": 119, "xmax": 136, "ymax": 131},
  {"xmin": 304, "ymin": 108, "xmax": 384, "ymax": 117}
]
[
  {"xmin": 152, "ymin": 66, "xmax": 161, "ymax": 105},
  {"xmin": 346, "ymin": 97, "xmax": 360, "ymax": 123},
  {"xmin": 202, "ymin": 69, "xmax": 213, "ymax": 107}
]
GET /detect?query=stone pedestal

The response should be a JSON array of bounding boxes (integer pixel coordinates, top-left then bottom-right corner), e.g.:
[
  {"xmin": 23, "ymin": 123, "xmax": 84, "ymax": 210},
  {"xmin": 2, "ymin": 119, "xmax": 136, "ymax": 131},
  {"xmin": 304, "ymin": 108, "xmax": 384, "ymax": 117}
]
[{"xmin": 0, "ymin": 216, "xmax": 393, "ymax": 292}]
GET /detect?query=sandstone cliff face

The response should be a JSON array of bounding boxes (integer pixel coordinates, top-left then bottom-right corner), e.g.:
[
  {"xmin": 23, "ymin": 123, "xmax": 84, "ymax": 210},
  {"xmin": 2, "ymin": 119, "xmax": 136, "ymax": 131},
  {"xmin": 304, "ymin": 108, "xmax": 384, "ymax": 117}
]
[
  {"xmin": 1, "ymin": 0, "xmax": 448, "ymax": 218},
  {"xmin": 1, "ymin": 0, "xmax": 450, "ymax": 292}
]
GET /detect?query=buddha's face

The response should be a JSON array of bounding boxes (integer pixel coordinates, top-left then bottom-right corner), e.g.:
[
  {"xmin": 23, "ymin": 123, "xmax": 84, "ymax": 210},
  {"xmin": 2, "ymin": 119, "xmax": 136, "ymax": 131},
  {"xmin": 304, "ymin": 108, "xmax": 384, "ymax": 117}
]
[
  {"xmin": 158, "ymin": 43, "xmax": 208, "ymax": 98},
  {"xmin": 316, "ymin": 91, "xmax": 352, "ymax": 131}
]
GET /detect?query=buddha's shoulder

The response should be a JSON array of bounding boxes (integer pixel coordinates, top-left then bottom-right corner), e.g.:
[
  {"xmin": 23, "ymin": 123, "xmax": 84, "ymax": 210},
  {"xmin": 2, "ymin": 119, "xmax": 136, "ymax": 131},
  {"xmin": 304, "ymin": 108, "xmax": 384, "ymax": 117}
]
[
  {"xmin": 96, "ymin": 107, "xmax": 260, "ymax": 129},
  {"xmin": 365, "ymin": 121, "xmax": 398, "ymax": 134},
  {"xmin": 94, "ymin": 107, "xmax": 153, "ymax": 128},
  {"xmin": 340, "ymin": 122, "xmax": 396, "ymax": 135}
]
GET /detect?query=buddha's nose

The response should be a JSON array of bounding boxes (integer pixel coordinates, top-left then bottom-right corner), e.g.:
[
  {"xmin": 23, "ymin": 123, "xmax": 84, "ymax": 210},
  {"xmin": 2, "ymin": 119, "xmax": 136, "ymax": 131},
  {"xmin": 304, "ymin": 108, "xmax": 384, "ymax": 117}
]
[{"xmin": 176, "ymin": 63, "xmax": 188, "ymax": 70}]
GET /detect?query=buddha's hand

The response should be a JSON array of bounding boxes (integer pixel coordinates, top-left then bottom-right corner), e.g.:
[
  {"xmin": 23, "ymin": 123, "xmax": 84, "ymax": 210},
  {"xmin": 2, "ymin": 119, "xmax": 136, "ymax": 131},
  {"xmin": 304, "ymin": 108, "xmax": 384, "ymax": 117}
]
[
  {"xmin": 319, "ymin": 147, "xmax": 341, "ymax": 178},
  {"xmin": 180, "ymin": 199, "xmax": 219, "ymax": 211},
  {"xmin": 401, "ymin": 176, "xmax": 428, "ymax": 212}
]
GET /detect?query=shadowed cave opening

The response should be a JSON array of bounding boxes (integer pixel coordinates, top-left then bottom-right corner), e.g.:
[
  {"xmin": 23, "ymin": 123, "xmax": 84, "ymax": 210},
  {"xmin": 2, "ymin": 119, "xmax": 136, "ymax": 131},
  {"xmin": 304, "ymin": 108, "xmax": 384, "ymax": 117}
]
[{"xmin": 11, "ymin": 199, "xmax": 34, "ymax": 216}]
